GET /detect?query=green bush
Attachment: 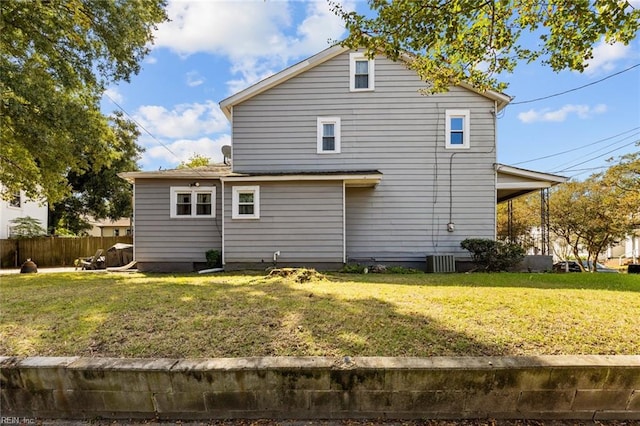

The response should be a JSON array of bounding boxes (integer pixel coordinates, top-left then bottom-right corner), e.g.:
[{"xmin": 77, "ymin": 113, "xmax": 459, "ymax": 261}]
[
  {"xmin": 205, "ymin": 249, "xmax": 221, "ymax": 267},
  {"xmin": 9, "ymin": 216, "xmax": 46, "ymax": 238},
  {"xmin": 340, "ymin": 263, "xmax": 367, "ymax": 273},
  {"xmin": 385, "ymin": 266, "xmax": 424, "ymax": 274},
  {"xmin": 460, "ymin": 238, "xmax": 525, "ymax": 272}
]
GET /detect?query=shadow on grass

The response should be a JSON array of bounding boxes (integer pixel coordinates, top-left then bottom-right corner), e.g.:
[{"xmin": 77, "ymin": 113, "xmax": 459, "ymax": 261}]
[
  {"xmin": 0, "ymin": 273, "xmax": 505, "ymax": 358},
  {"xmin": 329, "ymin": 271, "xmax": 640, "ymax": 293}
]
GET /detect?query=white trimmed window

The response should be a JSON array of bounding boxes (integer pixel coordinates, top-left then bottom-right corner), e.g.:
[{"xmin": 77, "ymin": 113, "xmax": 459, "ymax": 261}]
[
  {"xmin": 317, "ymin": 117, "xmax": 341, "ymax": 154},
  {"xmin": 232, "ymin": 186, "xmax": 260, "ymax": 219},
  {"xmin": 8, "ymin": 192, "xmax": 21, "ymax": 208},
  {"xmin": 349, "ymin": 53, "xmax": 375, "ymax": 91},
  {"xmin": 445, "ymin": 110, "xmax": 470, "ymax": 149},
  {"xmin": 170, "ymin": 186, "xmax": 216, "ymax": 218}
]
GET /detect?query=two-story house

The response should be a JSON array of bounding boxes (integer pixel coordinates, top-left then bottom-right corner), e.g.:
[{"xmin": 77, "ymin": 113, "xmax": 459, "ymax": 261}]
[{"xmin": 121, "ymin": 45, "xmax": 565, "ymax": 272}]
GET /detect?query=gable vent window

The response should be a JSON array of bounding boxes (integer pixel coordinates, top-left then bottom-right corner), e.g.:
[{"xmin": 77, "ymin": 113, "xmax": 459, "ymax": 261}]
[
  {"xmin": 445, "ymin": 109, "xmax": 470, "ymax": 149},
  {"xmin": 317, "ymin": 117, "xmax": 341, "ymax": 154},
  {"xmin": 350, "ymin": 53, "xmax": 375, "ymax": 92},
  {"xmin": 170, "ymin": 186, "xmax": 216, "ymax": 218}
]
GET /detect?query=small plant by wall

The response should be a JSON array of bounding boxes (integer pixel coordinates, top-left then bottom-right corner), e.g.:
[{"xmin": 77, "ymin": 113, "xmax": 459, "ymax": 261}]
[{"xmin": 205, "ymin": 249, "xmax": 222, "ymax": 268}]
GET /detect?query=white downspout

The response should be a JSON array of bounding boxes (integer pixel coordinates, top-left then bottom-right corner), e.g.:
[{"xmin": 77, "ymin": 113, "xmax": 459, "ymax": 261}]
[
  {"xmin": 221, "ymin": 179, "xmax": 225, "ymax": 266},
  {"xmin": 343, "ymin": 181, "xmax": 346, "ymax": 264}
]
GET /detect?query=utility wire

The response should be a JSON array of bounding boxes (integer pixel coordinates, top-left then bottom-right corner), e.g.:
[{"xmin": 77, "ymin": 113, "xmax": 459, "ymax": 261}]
[
  {"xmin": 549, "ymin": 133, "xmax": 638, "ymax": 171},
  {"xmin": 512, "ymin": 127, "xmax": 640, "ymax": 166},
  {"xmin": 104, "ymin": 92, "xmax": 183, "ymax": 166},
  {"xmin": 553, "ymin": 139, "xmax": 639, "ymax": 173},
  {"xmin": 510, "ymin": 63, "xmax": 640, "ymax": 105},
  {"xmin": 550, "ymin": 135, "xmax": 637, "ymax": 173}
]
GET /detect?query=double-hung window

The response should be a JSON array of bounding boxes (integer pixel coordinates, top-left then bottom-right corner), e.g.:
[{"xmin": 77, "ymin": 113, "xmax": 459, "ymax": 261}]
[
  {"xmin": 350, "ymin": 53, "xmax": 375, "ymax": 91},
  {"xmin": 317, "ymin": 117, "xmax": 341, "ymax": 154},
  {"xmin": 232, "ymin": 186, "xmax": 260, "ymax": 219},
  {"xmin": 170, "ymin": 187, "xmax": 216, "ymax": 218},
  {"xmin": 445, "ymin": 110, "xmax": 470, "ymax": 149}
]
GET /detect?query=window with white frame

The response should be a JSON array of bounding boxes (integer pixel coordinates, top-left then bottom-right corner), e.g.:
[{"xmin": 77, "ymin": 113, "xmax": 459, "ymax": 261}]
[
  {"xmin": 8, "ymin": 191, "xmax": 21, "ymax": 208},
  {"xmin": 445, "ymin": 110, "xmax": 470, "ymax": 149},
  {"xmin": 232, "ymin": 186, "xmax": 260, "ymax": 219},
  {"xmin": 349, "ymin": 53, "xmax": 375, "ymax": 91},
  {"xmin": 317, "ymin": 117, "xmax": 341, "ymax": 154},
  {"xmin": 170, "ymin": 186, "xmax": 216, "ymax": 218}
]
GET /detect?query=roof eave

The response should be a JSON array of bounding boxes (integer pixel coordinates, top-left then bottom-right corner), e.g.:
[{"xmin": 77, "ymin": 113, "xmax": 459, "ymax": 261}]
[
  {"xmin": 219, "ymin": 44, "xmax": 350, "ymax": 120},
  {"xmin": 495, "ymin": 163, "xmax": 568, "ymax": 184}
]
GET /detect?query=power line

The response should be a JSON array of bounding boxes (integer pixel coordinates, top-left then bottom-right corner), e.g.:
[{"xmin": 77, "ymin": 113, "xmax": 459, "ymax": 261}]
[
  {"xmin": 510, "ymin": 63, "xmax": 640, "ymax": 105},
  {"xmin": 549, "ymin": 134, "xmax": 638, "ymax": 172},
  {"xmin": 512, "ymin": 126, "xmax": 640, "ymax": 166},
  {"xmin": 553, "ymin": 139, "xmax": 639, "ymax": 174},
  {"xmin": 104, "ymin": 92, "xmax": 182, "ymax": 165}
]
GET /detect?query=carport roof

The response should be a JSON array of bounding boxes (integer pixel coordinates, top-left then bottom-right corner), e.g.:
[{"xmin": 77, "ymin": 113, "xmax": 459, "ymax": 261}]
[{"xmin": 496, "ymin": 164, "xmax": 567, "ymax": 203}]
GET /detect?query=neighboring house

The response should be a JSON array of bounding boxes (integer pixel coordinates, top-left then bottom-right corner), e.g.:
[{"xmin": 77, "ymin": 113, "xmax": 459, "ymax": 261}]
[
  {"xmin": 0, "ymin": 188, "xmax": 48, "ymax": 239},
  {"xmin": 85, "ymin": 216, "xmax": 132, "ymax": 237},
  {"xmin": 607, "ymin": 229, "xmax": 640, "ymax": 264},
  {"xmin": 121, "ymin": 45, "xmax": 565, "ymax": 272}
]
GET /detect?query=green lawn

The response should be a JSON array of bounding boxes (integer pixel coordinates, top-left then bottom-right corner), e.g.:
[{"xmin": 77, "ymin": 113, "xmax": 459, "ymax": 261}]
[{"xmin": 1, "ymin": 270, "xmax": 638, "ymax": 358}]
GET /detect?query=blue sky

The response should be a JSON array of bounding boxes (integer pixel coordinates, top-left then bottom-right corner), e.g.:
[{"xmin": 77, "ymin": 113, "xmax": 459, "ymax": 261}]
[{"xmin": 102, "ymin": 0, "xmax": 640, "ymax": 180}]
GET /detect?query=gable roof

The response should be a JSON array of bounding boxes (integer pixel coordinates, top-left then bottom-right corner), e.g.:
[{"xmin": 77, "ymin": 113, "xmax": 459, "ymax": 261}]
[{"xmin": 219, "ymin": 44, "xmax": 512, "ymax": 120}]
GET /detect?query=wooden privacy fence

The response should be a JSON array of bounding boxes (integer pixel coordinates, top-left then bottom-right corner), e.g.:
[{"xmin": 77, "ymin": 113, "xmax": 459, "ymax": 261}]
[{"xmin": 0, "ymin": 236, "xmax": 133, "ymax": 268}]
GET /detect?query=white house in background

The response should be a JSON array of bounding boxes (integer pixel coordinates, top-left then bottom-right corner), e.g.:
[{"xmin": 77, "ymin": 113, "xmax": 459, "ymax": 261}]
[
  {"xmin": 607, "ymin": 230, "xmax": 640, "ymax": 264},
  {"xmin": 0, "ymin": 190, "xmax": 48, "ymax": 239}
]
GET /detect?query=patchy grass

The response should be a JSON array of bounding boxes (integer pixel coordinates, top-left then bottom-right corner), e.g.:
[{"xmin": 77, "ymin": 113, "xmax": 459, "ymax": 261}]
[{"xmin": 0, "ymin": 271, "xmax": 638, "ymax": 358}]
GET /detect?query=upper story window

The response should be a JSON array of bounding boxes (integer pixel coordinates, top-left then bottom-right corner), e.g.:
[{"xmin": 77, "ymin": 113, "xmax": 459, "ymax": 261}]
[
  {"xmin": 170, "ymin": 186, "xmax": 216, "ymax": 218},
  {"xmin": 8, "ymin": 192, "xmax": 21, "ymax": 208},
  {"xmin": 317, "ymin": 117, "xmax": 341, "ymax": 154},
  {"xmin": 232, "ymin": 186, "xmax": 260, "ymax": 219},
  {"xmin": 445, "ymin": 110, "xmax": 470, "ymax": 149},
  {"xmin": 350, "ymin": 53, "xmax": 375, "ymax": 92}
]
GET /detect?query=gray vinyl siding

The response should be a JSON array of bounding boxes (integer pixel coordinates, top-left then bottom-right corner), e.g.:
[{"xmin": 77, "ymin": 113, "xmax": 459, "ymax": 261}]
[
  {"xmin": 224, "ymin": 181, "xmax": 343, "ymax": 263},
  {"xmin": 134, "ymin": 179, "xmax": 222, "ymax": 263},
  {"xmin": 231, "ymin": 51, "xmax": 497, "ymax": 259}
]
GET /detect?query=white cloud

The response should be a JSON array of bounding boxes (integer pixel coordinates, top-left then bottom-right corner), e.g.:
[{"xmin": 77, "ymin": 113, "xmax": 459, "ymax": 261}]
[
  {"xmin": 103, "ymin": 87, "xmax": 124, "ymax": 104},
  {"xmin": 145, "ymin": 56, "xmax": 158, "ymax": 65},
  {"xmin": 134, "ymin": 101, "xmax": 228, "ymax": 139},
  {"xmin": 142, "ymin": 135, "xmax": 231, "ymax": 167},
  {"xmin": 186, "ymin": 71, "xmax": 205, "ymax": 87},
  {"xmin": 154, "ymin": 1, "xmax": 293, "ymax": 59},
  {"xmin": 154, "ymin": 0, "xmax": 354, "ymax": 93},
  {"xmin": 584, "ymin": 41, "xmax": 632, "ymax": 75},
  {"xmin": 225, "ymin": 58, "xmax": 278, "ymax": 95},
  {"xmin": 518, "ymin": 104, "xmax": 608, "ymax": 123}
]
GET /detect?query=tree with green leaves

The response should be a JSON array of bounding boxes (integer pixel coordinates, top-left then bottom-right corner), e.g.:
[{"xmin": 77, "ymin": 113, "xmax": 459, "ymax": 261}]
[
  {"xmin": 178, "ymin": 154, "xmax": 213, "ymax": 169},
  {"xmin": 599, "ymin": 147, "xmax": 640, "ymax": 209},
  {"xmin": 549, "ymin": 164, "xmax": 637, "ymax": 271},
  {"xmin": 332, "ymin": 0, "xmax": 640, "ymax": 93},
  {"xmin": 0, "ymin": 0, "xmax": 167, "ymax": 203},
  {"xmin": 496, "ymin": 193, "xmax": 539, "ymax": 250},
  {"xmin": 48, "ymin": 112, "xmax": 142, "ymax": 235}
]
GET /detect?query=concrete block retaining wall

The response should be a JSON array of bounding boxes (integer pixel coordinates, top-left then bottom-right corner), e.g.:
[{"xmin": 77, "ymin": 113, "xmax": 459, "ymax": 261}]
[{"xmin": 1, "ymin": 356, "xmax": 639, "ymax": 420}]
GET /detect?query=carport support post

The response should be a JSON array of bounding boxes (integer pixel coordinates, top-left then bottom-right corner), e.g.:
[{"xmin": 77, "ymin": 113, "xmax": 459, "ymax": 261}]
[
  {"xmin": 507, "ymin": 200, "xmax": 514, "ymax": 244},
  {"xmin": 540, "ymin": 188, "xmax": 550, "ymax": 256}
]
